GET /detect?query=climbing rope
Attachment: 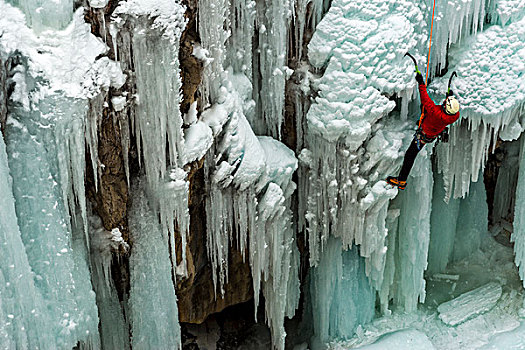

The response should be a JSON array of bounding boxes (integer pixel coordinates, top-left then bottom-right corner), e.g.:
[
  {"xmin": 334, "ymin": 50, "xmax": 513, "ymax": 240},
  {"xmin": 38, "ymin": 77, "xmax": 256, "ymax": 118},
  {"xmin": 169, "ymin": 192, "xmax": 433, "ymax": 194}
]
[
  {"xmin": 426, "ymin": 0, "xmax": 437, "ymax": 84},
  {"xmin": 418, "ymin": 0, "xmax": 437, "ymax": 127}
]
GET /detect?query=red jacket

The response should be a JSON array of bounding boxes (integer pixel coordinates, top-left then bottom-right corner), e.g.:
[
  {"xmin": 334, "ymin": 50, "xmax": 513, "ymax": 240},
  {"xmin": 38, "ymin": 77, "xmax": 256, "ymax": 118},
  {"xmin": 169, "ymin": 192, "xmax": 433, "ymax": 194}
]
[{"xmin": 419, "ymin": 83, "xmax": 459, "ymax": 138}]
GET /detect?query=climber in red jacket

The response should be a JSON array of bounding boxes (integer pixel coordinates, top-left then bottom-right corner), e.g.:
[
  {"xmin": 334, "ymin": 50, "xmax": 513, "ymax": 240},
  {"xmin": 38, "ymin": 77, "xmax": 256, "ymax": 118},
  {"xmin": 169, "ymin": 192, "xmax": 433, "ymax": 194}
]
[{"xmin": 387, "ymin": 72, "xmax": 460, "ymax": 190}]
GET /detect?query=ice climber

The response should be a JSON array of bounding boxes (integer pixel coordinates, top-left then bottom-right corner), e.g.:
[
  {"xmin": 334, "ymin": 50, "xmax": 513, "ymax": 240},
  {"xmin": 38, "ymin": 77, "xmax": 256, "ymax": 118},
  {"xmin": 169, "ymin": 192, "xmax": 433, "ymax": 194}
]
[{"xmin": 387, "ymin": 72, "xmax": 460, "ymax": 190}]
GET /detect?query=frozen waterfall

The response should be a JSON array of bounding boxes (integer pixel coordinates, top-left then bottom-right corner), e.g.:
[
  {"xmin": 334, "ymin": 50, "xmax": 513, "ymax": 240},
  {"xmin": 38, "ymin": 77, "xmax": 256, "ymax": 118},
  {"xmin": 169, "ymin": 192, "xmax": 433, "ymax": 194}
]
[{"xmin": 1, "ymin": 0, "xmax": 525, "ymax": 349}]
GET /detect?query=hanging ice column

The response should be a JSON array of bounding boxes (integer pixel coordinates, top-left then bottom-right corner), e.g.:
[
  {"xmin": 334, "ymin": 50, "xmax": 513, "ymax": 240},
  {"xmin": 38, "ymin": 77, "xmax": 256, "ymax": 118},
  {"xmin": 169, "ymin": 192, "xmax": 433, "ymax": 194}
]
[
  {"xmin": 196, "ymin": 70, "xmax": 300, "ymax": 349},
  {"xmin": 306, "ymin": 237, "xmax": 375, "ymax": 348},
  {"xmin": 0, "ymin": 130, "xmax": 54, "ymax": 349},
  {"xmin": 113, "ymin": 0, "xmax": 190, "ymax": 275},
  {"xmin": 128, "ymin": 179, "xmax": 182, "ymax": 349},
  {"xmin": 379, "ymin": 149, "xmax": 434, "ymax": 312},
  {"xmin": 198, "ymin": 0, "xmax": 230, "ymax": 105},
  {"xmin": 252, "ymin": 0, "xmax": 291, "ymax": 138},
  {"xmin": 195, "ymin": 2, "xmax": 301, "ymax": 348},
  {"xmin": 427, "ymin": 171, "xmax": 487, "ymax": 275}
]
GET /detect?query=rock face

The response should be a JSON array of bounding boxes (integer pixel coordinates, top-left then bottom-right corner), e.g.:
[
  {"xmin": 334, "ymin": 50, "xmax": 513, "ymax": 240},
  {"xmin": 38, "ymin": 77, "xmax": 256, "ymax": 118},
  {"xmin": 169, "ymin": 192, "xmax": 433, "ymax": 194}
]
[{"xmin": 84, "ymin": 0, "xmax": 132, "ymax": 308}]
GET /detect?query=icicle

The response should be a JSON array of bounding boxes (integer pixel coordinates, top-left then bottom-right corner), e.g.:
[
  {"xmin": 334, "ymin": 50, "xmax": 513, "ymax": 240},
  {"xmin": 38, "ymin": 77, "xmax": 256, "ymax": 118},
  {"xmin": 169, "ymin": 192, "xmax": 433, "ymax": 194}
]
[
  {"xmin": 392, "ymin": 147, "xmax": 434, "ymax": 311},
  {"xmin": 109, "ymin": 23, "xmax": 119, "ymax": 61},
  {"xmin": 155, "ymin": 168, "xmax": 190, "ymax": 277},
  {"xmin": 226, "ymin": 0, "xmax": 255, "ymax": 77},
  {"xmin": 198, "ymin": 0, "xmax": 231, "ymax": 106},
  {"xmin": 253, "ymin": 0, "xmax": 291, "ymax": 138}
]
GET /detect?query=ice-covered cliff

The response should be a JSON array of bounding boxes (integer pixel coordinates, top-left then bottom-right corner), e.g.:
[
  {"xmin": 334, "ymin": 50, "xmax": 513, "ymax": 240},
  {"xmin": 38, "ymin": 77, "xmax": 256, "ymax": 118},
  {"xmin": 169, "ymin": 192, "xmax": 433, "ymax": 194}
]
[{"xmin": 0, "ymin": 0, "xmax": 524, "ymax": 349}]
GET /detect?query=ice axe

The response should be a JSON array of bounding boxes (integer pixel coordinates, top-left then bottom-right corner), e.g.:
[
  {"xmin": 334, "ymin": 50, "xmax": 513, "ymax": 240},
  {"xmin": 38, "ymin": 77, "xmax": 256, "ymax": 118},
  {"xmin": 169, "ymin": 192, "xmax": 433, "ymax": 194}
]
[
  {"xmin": 447, "ymin": 71, "xmax": 457, "ymax": 95},
  {"xmin": 404, "ymin": 52, "xmax": 422, "ymax": 75}
]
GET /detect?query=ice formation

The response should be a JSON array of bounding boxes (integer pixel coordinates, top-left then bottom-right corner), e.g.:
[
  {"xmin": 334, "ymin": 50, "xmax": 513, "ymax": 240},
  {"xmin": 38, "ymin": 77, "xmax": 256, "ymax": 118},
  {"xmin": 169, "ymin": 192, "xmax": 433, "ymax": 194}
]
[
  {"xmin": 5, "ymin": 0, "xmax": 73, "ymax": 34},
  {"xmin": 512, "ymin": 138, "xmax": 525, "ymax": 285},
  {"xmin": 300, "ymin": 0, "xmax": 525, "ymax": 344},
  {"xmin": 306, "ymin": 237, "xmax": 375, "ymax": 347},
  {"xmin": 128, "ymin": 180, "xmax": 182, "ymax": 349},
  {"xmin": 201, "ymin": 77, "xmax": 301, "ymax": 348},
  {"xmin": 349, "ymin": 329, "xmax": 436, "ymax": 350},
  {"xmin": 427, "ymin": 172, "xmax": 487, "ymax": 274}
]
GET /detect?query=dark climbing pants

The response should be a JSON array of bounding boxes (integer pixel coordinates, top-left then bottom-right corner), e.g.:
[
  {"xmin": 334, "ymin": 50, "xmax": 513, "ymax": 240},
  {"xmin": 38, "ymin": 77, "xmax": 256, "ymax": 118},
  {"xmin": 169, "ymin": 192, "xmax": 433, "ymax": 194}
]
[{"xmin": 398, "ymin": 137, "xmax": 426, "ymax": 182}]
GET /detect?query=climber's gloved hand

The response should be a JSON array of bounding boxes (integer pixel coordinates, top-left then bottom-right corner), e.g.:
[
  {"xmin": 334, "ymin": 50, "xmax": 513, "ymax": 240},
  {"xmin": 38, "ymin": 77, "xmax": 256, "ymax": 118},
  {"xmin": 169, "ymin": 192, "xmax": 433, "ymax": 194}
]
[
  {"xmin": 446, "ymin": 89, "xmax": 454, "ymax": 97},
  {"xmin": 416, "ymin": 72, "xmax": 424, "ymax": 85}
]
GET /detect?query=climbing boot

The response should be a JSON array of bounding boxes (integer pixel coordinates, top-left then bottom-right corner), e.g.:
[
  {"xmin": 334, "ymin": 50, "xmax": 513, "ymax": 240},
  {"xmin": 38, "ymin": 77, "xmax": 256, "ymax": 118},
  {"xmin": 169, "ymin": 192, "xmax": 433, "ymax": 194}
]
[{"xmin": 387, "ymin": 176, "xmax": 406, "ymax": 190}]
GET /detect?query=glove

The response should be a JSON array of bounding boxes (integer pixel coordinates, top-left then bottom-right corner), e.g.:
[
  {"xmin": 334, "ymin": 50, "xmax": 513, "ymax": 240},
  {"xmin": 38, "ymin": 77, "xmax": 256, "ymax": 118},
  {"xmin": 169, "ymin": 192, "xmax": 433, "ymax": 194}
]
[
  {"xmin": 416, "ymin": 73, "xmax": 424, "ymax": 85},
  {"xmin": 446, "ymin": 89, "xmax": 454, "ymax": 97}
]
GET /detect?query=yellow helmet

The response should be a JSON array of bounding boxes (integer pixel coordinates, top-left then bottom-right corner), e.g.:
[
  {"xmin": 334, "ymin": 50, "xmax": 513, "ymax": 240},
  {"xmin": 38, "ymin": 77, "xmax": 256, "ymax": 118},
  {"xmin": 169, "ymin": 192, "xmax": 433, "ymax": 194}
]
[{"xmin": 443, "ymin": 96, "xmax": 460, "ymax": 115}]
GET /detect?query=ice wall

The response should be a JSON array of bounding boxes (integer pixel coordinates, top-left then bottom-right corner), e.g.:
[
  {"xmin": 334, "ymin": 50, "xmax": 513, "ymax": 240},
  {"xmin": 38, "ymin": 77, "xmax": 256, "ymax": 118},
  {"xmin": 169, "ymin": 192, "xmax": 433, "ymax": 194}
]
[
  {"xmin": 0, "ymin": 1, "xmax": 127, "ymax": 348},
  {"xmin": 6, "ymin": 0, "xmax": 73, "ymax": 34},
  {"xmin": 300, "ymin": 0, "xmax": 432, "ymax": 320},
  {"xmin": 128, "ymin": 180, "xmax": 182, "ymax": 349},
  {"xmin": 0, "ymin": 130, "xmax": 54, "ymax": 349},
  {"xmin": 302, "ymin": 0, "xmax": 524, "ymax": 334},
  {"xmin": 387, "ymin": 150, "xmax": 433, "ymax": 312},
  {"xmin": 4, "ymin": 72, "xmax": 99, "ymax": 350},
  {"xmin": 427, "ymin": 171, "xmax": 487, "ymax": 274},
  {"xmin": 306, "ymin": 237, "xmax": 375, "ymax": 348},
  {"xmin": 493, "ymin": 141, "xmax": 520, "ymax": 224}
]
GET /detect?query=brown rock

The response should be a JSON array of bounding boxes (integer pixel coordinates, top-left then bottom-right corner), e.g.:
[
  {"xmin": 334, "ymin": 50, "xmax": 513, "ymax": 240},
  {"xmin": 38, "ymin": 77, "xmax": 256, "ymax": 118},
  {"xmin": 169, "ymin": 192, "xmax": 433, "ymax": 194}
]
[
  {"xmin": 179, "ymin": 0, "xmax": 203, "ymax": 116},
  {"xmin": 87, "ymin": 104, "xmax": 129, "ymax": 239}
]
